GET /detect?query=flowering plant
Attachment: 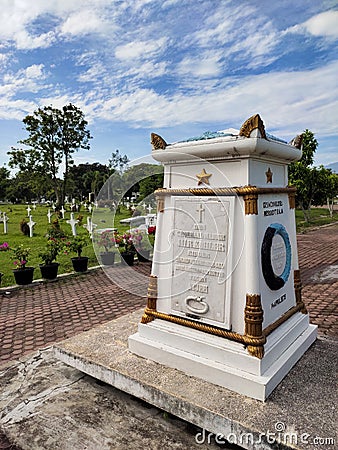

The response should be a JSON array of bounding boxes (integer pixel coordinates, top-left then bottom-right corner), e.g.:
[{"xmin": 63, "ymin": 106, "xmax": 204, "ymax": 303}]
[
  {"xmin": 63, "ymin": 235, "xmax": 89, "ymax": 258},
  {"xmin": 39, "ymin": 238, "xmax": 62, "ymax": 265},
  {"xmin": 118, "ymin": 231, "xmax": 136, "ymax": 254},
  {"xmin": 131, "ymin": 229, "xmax": 152, "ymax": 252},
  {"xmin": 96, "ymin": 230, "xmax": 119, "ymax": 252},
  {"xmin": 12, "ymin": 244, "xmax": 31, "ymax": 269},
  {"xmin": 148, "ymin": 226, "xmax": 156, "ymax": 235},
  {"xmin": 0, "ymin": 242, "xmax": 10, "ymax": 251}
]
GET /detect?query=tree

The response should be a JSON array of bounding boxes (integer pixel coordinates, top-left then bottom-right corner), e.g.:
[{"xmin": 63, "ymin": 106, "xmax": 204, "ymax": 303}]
[
  {"xmin": 68, "ymin": 162, "xmax": 110, "ymax": 199},
  {"xmin": 122, "ymin": 163, "xmax": 163, "ymax": 200},
  {"xmin": 8, "ymin": 104, "xmax": 92, "ymax": 204},
  {"xmin": 288, "ymin": 130, "xmax": 318, "ymax": 222},
  {"xmin": 109, "ymin": 149, "xmax": 129, "ymax": 173},
  {"xmin": 0, "ymin": 166, "xmax": 10, "ymax": 201},
  {"xmin": 289, "ymin": 129, "xmax": 338, "ymax": 221}
]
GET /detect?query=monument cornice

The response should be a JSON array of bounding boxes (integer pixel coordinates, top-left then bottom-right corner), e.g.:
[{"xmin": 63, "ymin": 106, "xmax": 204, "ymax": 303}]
[{"xmin": 155, "ymin": 186, "xmax": 297, "ymax": 196}]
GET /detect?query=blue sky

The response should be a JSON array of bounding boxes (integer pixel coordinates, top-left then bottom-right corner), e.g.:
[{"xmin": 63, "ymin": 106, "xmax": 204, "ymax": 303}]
[{"xmin": 0, "ymin": 0, "xmax": 337, "ymax": 172}]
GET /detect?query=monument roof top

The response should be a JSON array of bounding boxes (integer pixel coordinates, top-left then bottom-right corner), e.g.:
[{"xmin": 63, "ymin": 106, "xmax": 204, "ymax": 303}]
[
  {"xmin": 151, "ymin": 114, "xmax": 303, "ymax": 164},
  {"xmin": 179, "ymin": 129, "xmax": 287, "ymax": 145}
]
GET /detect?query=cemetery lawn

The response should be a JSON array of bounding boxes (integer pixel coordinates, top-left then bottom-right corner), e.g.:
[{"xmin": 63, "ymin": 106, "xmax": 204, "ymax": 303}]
[
  {"xmin": 0, "ymin": 204, "xmax": 132, "ymax": 288},
  {"xmin": 295, "ymin": 207, "xmax": 338, "ymax": 232}
]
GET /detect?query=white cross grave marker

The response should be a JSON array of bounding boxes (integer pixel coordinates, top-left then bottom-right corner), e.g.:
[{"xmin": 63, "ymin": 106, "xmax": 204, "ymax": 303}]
[
  {"xmin": 83, "ymin": 216, "xmax": 97, "ymax": 238},
  {"xmin": 3, "ymin": 212, "xmax": 9, "ymax": 234},
  {"xmin": 27, "ymin": 215, "xmax": 36, "ymax": 238},
  {"xmin": 67, "ymin": 213, "xmax": 78, "ymax": 236},
  {"xmin": 60, "ymin": 206, "xmax": 66, "ymax": 218},
  {"xmin": 147, "ymin": 204, "xmax": 152, "ymax": 214},
  {"xmin": 26, "ymin": 206, "xmax": 31, "ymax": 217},
  {"xmin": 47, "ymin": 209, "xmax": 52, "ymax": 224}
]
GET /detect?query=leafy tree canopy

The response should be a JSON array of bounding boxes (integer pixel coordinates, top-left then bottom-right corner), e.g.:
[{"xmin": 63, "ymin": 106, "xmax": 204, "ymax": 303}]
[
  {"xmin": 8, "ymin": 103, "xmax": 92, "ymax": 204},
  {"xmin": 289, "ymin": 129, "xmax": 337, "ymax": 221}
]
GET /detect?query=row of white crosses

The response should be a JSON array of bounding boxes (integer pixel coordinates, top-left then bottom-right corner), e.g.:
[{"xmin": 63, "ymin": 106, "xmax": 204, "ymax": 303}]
[
  {"xmin": 26, "ymin": 204, "xmax": 37, "ymax": 217},
  {"xmin": 0, "ymin": 203, "xmax": 97, "ymax": 237},
  {"xmin": 126, "ymin": 201, "xmax": 153, "ymax": 214},
  {"xmin": 67, "ymin": 214, "xmax": 97, "ymax": 237}
]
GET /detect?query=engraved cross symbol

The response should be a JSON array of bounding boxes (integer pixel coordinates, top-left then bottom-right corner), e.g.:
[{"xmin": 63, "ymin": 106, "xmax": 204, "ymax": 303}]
[{"xmin": 196, "ymin": 203, "xmax": 205, "ymax": 223}]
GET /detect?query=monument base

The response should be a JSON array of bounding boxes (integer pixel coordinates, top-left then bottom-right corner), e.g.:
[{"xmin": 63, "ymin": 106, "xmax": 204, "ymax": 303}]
[{"xmin": 128, "ymin": 313, "xmax": 317, "ymax": 401}]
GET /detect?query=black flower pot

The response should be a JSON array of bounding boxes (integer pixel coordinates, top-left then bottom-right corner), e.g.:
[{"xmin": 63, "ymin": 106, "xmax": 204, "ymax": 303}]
[
  {"xmin": 120, "ymin": 252, "xmax": 135, "ymax": 266},
  {"xmin": 100, "ymin": 252, "xmax": 116, "ymax": 266},
  {"xmin": 13, "ymin": 267, "xmax": 35, "ymax": 285},
  {"xmin": 71, "ymin": 256, "xmax": 89, "ymax": 273},
  {"xmin": 136, "ymin": 249, "xmax": 151, "ymax": 262},
  {"xmin": 40, "ymin": 262, "xmax": 60, "ymax": 280}
]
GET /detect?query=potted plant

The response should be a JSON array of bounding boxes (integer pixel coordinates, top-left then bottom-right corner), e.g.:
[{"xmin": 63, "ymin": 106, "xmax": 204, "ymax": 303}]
[
  {"xmin": 131, "ymin": 229, "xmax": 152, "ymax": 262},
  {"xmin": 39, "ymin": 238, "xmax": 61, "ymax": 280},
  {"xmin": 11, "ymin": 244, "xmax": 34, "ymax": 285},
  {"xmin": 64, "ymin": 235, "xmax": 89, "ymax": 272},
  {"xmin": 96, "ymin": 230, "xmax": 118, "ymax": 266},
  {"xmin": 118, "ymin": 231, "xmax": 136, "ymax": 266}
]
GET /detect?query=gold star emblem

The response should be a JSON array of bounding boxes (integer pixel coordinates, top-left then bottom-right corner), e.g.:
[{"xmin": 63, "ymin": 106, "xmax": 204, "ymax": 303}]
[
  {"xmin": 196, "ymin": 168, "xmax": 212, "ymax": 185},
  {"xmin": 265, "ymin": 167, "xmax": 273, "ymax": 183}
]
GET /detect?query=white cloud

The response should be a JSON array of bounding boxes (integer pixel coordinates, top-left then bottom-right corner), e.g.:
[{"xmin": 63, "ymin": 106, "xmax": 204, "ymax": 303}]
[
  {"xmin": 177, "ymin": 53, "xmax": 222, "ymax": 78},
  {"xmin": 302, "ymin": 10, "xmax": 338, "ymax": 38},
  {"xmin": 88, "ymin": 60, "xmax": 338, "ymax": 142},
  {"xmin": 60, "ymin": 10, "xmax": 109, "ymax": 36},
  {"xmin": 287, "ymin": 10, "xmax": 338, "ymax": 39},
  {"xmin": 24, "ymin": 64, "xmax": 46, "ymax": 79},
  {"xmin": 115, "ymin": 38, "xmax": 167, "ymax": 62}
]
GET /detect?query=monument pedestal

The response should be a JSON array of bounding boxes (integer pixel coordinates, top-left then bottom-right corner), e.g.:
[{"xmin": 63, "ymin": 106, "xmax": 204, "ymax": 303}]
[
  {"xmin": 129, "ymin": 114, "xmax": 317, "ymax": 401},
  {"xmin": 129, "ymin": 313, "xmax": 316, "ymax": 401}
]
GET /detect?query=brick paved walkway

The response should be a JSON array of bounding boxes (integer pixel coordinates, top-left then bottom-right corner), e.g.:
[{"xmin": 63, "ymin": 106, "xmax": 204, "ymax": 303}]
[{"xmin": 0, "ymin": 224, "xmax": 337, "ymax": 368}]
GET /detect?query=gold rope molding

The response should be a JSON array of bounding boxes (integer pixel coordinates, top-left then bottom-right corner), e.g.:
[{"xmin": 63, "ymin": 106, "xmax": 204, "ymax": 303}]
[{"xmin": 155, "ymin": 186, "xmax": 296, "ymax": 196}]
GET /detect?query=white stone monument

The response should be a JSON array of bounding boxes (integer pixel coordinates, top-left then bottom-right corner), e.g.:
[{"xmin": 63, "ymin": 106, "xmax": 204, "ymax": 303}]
[
  {"xmin": 26, "ymin": 206, "xmax": 31, "ymax": 217},
  {"xmin": 129, "ymin": 114, "xmax": 317, "ymax": 401},
  {"xmin": 47, "ymin": 209, "xmax": 52, "ymax": 224}
]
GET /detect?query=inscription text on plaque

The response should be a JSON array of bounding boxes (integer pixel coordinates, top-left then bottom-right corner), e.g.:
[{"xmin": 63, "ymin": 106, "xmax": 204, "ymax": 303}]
[{"xmin": 170, "ymin": 196, "xmax": 234, "ymax": 328}]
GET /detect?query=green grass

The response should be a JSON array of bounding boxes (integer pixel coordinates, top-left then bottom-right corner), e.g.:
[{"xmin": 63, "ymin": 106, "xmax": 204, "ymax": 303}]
[
  {"xmin": 0, "ymin": 203, "xmax": 134, "ymax": 288},
  {"xmin": 295, "ymin": 207, "xmax": 338, "ymax": 233}
]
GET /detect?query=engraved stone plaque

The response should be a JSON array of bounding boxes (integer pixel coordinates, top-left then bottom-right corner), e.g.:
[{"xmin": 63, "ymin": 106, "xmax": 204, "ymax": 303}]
[
  {"xmin": 170, "ymin": 196, "xmax": 234, "ymax": 328},
  {"xmin": 271, "ymin": 234, "xmax": 287, "ymax": 276}
]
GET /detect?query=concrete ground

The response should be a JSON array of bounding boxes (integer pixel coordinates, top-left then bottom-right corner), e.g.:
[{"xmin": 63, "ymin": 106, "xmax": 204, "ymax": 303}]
[{"xmin": 0, "ymin": 224, "xmax": 337, "ymax": 449}]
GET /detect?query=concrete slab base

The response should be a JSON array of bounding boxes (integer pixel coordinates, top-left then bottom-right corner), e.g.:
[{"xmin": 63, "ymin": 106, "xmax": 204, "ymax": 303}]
[
  {"xmin": 128, "ymin": 313, "xmax": 317, "ymax": 401},
  {"xmin": 51, "ymin": 309, "xmax": 337, "ymax": 450}
]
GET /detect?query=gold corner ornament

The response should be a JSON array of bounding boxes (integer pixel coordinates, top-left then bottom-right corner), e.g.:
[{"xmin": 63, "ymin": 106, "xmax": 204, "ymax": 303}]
[
  {"xmin": 242, "ymin": 192, "xmax": 258, "ymax": 215},
  {"xmin": 244, "ymin": 294, "xmax": 265, "ymax": 359},
  {"xmin": 141, "ymin": 275, "xmax": 158, "ymax": 324},
  {"xmin": 196, "ymin": 168, "xmax": 212, "ymax": 185},
  {"xmin": 288, "ymin": 189, "xmax": 296, "ymax": 209},
  {"xmin": 239, "ymin": 114, "xmax": 267, "ymax": 139},
  {"xmin": 265, "ymin": 167, "xmax": 273, "ymax": 183},
  {"xmin": 151, "ymin": 133, "xmax": 167, "ymax": 150}
]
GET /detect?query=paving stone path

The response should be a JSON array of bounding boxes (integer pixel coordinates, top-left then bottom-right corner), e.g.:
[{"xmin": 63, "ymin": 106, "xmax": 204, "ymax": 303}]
[{"xmin": 0, "ymin": 224, "xmax": 337, "ymax": 368}]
